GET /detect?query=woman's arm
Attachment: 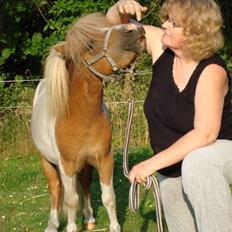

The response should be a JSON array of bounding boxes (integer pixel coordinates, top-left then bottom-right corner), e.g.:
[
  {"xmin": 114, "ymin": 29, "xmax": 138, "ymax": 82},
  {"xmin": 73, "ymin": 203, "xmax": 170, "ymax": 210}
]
[{"xmin": 129, "ymin": 64, "xmax": 228, "ymax": 183}]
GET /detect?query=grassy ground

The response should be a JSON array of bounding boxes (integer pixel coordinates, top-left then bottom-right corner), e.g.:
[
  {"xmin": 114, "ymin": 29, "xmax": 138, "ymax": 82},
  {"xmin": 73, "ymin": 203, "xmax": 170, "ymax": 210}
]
[
  {"xmin": 0, "ymin": 80, "xmax": 164, "ymax": 231},
  {"xmin": 0, "ymin": 148, "xmax": 167, "ymax": 232}
]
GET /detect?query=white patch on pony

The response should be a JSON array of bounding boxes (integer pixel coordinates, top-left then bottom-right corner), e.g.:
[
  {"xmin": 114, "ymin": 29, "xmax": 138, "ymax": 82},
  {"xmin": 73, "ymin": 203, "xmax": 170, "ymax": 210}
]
[
  {"xmin": 59, "ymin": 161, "xmax": 79, "ymax": 232},
  {"xmin": 31, "ymin": 80, "xmax": 61, "ymax": 165},
  {"xmin": 83, "ymin": 193, "xmax": 95, "ymax": 224},
  {"xmin": 100, "ymin": 178, "xmax": 121, "ymax": 232},
  {"xmin": 45, "ymin": 209, "xmax": 59, "ymax": 232}
]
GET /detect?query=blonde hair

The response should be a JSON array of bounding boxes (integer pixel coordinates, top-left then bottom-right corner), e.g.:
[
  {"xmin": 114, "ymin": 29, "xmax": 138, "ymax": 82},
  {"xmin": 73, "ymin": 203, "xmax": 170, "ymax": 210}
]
[
  {"xmin": 65, "ymin": 12, "xmax": 112, "ymax": 69},
  {"xmin": 43, "ymin": 13, "xmax": 112, "ymax": 118},
  {"xmin": 44, "ymin": 43, "xmax": 70, "ymax": 118},
  {"xmin": 159, "ymin": 0, "xmax": 224, "ymax": 61}
]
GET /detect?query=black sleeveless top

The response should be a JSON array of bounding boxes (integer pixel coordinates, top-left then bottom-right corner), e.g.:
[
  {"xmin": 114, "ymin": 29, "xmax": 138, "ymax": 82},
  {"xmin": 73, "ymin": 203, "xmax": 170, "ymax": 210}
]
[{"xmin": 144, "ymin": 48, "xmax": 232, "ymax": 177}]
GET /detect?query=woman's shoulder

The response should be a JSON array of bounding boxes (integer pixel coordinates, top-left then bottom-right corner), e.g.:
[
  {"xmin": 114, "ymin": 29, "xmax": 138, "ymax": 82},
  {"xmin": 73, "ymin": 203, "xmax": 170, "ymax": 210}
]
[
  {"xmin": 197, "ymin": 55, "xmax": 228, "ymax": 93},
  {"xmin": 210, "ymin": 54, "xmax": 229, "ymax": 71},
  {"xmin": 200, "ymin": 53, "xmax": 227, "ymax": 69},
  {"xmin": 143, "ymin": 25, "xmax": 165, "ymax": 62},
  {"xmin": 199, "ymin": 54, "xmax": 230, "ymax": 79}
]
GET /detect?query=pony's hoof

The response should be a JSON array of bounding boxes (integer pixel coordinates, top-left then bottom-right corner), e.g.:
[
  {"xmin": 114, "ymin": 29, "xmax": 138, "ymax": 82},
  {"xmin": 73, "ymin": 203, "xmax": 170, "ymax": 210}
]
[
  {"xmin": 45, "ymin": 229, "xmax": 57, "ymax": 232},
  {"xmin": 45, "ymin": 225, "xmax": 58, "ymax": 232},
  {"xmin": 110, "ymin": 224, "xmax": 121, "ymax": 232},
  {"xmin": 66, "ymin": 223, "xmax": 77, "ymax": 232},
  {"xmin": 85, "ymin": 222, "xmax": 96, "ymax": 231}
]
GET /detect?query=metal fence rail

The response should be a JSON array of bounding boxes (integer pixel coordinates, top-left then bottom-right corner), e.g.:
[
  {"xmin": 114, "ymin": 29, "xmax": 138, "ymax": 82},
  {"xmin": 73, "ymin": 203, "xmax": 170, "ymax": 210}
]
[{"xmin": 0, "ymin": 77, "xmax": 151, "ymax": 157}]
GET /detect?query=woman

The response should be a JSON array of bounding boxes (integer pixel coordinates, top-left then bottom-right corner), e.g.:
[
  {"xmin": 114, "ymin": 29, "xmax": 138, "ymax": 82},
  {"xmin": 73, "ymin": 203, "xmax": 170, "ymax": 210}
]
[{"xmin": 107, "ymin": 0, "xmax": 232, "ymax": 231}]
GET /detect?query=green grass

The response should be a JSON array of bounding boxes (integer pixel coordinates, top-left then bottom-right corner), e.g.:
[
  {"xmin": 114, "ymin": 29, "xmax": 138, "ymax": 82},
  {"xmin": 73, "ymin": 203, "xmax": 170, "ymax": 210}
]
[{"xmin": 0, "ymin": 148, "xmax": 167, "ymax": 232}]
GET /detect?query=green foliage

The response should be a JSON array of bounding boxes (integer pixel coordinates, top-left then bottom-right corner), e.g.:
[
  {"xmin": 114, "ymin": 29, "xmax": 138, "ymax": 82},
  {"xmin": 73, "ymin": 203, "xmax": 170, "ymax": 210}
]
[
  {"xmin": 218, "ymin": 0, "xmax": 232, "ymax": 39},
  {"xmin": 1, "ymin": 0, "xmax": 231, "ymax": 82},
  {"xmin": 0, "ymin": 48, "xmax": 15, "ymax": 66},
  {"xmin": 140, "ymin": 0, "xmax": 162, "ymax": 26},
  {"xmin": 0, "ymin": 82, "xmax": 35, "ymax": 107},
  {"xmin": 221, "ymin": 45, "xmax": 232, "ymax": 72},
  {"xmin": 0, "ymin": 0, "xmax": 116, "ymax": 81},
  {"xmin": 0, "ymin": 0, "xmax": 47, "ymax": 80}
]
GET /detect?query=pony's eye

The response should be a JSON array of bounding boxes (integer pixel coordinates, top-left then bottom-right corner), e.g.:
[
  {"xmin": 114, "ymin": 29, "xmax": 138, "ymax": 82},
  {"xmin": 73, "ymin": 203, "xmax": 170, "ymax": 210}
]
[{"xmin": 125, "ymin": 29, "xmax": 134, "ymax": 33}]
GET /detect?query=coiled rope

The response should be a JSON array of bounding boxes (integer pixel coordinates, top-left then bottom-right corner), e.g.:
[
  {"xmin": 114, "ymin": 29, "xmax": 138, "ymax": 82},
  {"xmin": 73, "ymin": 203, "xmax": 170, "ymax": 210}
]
[{"xmin": 123, "ymin": 99, "xmax": 164, "ymax": 232}]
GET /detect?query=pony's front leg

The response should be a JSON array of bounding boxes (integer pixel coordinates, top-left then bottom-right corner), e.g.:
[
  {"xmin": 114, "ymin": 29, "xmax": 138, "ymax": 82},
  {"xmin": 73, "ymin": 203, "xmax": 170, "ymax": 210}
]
[
  {"xmin": 59, "ymin": 161, "xmax": 79, "ymax": 232},
  {"xmin": 99, "ymin": 153, "xmax": 121, "ymax": 232},
  {"xmin": 40, "ymin": 155, "xmax": 61, "ymax": 232},
  {"xmin": 78, "ymin": 164, "xmax": 96, "ymax": 230}
]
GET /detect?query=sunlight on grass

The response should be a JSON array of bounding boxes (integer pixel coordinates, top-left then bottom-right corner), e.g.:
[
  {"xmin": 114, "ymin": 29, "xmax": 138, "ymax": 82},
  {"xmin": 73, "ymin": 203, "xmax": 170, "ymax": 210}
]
[{"xmin": 0, "ymin": 148, "xmax": 168, "ymax": 232}]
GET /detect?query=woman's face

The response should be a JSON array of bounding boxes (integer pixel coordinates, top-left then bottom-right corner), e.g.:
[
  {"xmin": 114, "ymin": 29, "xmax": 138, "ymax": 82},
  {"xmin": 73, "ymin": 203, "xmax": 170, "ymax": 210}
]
[{"xmin": 161, "ymin": 12, "xmax": 184, "ymax": 50}]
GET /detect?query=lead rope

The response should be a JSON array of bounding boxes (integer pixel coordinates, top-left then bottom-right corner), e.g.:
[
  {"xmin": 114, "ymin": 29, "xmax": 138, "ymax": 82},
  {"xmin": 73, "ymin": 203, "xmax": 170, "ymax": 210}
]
[{"xmin": 123, "ymin": 99, "xmax": 164, "ymax": 232}]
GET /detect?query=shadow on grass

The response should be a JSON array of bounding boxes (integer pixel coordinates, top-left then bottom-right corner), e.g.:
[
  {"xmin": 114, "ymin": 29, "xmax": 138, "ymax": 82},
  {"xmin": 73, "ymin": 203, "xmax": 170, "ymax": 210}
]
[
  {"xmin": 0, "ymin": 149, "xmax": 169, "ymax": 232},
  {"xmin": 114, "ymin": 147, "xmax": 168, "ymax": 232},
  {"xmin": 43, "ymin": 146, "xmax": 165, "ymax": 232},
  {"xmin": 113, "ymin": 147, "xmax": 160, "ymax": 231}
]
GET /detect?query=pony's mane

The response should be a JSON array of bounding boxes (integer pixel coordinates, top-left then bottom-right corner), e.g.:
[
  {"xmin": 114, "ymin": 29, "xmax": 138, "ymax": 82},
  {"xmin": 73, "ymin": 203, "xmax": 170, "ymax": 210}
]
[
  {"xmin": 44, "ymin": 13, "xmax": 112, "ymax": 118},
  {"xmin": 65, "ymin": 12, "xmax": 113, "ymax": 68}
]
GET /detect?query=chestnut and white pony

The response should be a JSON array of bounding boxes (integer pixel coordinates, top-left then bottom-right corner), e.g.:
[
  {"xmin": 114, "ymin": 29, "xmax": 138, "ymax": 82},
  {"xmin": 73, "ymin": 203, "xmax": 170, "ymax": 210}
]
[{"xmin": 31, "ymin": 13, "xmax": 145, "ymax": 232}]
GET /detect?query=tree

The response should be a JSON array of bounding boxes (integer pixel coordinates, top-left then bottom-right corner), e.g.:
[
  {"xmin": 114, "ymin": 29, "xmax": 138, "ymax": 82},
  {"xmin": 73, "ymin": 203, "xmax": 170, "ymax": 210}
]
[
  {"xmin": 0, "ymin": 0, "xmax": 114, "ymax": 81},
  {"xmin": 0, "ymin": 0, "xmax": 231, "ymax": 81}
]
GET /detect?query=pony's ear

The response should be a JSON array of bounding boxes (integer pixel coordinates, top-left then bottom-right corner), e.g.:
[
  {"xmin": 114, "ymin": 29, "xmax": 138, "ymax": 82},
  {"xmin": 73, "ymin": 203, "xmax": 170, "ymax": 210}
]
[{"xmin": 53, "ymin": 41, "xmax": 66, "ymax": 54}]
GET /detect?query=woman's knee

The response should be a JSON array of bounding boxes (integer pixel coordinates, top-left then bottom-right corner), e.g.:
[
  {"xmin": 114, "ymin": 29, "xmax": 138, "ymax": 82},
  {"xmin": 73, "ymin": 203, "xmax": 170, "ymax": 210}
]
[{"xmin": 181, "ymin": 148, "xmax": 212, "ymax": 194}]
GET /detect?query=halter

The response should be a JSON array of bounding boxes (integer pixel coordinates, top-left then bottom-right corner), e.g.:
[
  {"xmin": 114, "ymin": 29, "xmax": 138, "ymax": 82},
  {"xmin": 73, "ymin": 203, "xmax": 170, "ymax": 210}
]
[{"xmin": 82, "ymin": 28, "xmax": 134, "ymax": 82}]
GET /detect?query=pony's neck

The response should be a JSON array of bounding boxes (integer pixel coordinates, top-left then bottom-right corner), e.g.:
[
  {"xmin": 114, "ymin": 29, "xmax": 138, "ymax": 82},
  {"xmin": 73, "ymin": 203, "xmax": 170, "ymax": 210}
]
[{"xmin": 69, "ymin": 68, "xmax": 104, "ymax": 116}]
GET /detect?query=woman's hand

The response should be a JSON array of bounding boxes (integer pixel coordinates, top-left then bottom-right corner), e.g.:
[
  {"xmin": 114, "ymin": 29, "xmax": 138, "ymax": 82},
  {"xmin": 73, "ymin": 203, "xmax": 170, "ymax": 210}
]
[
  {"xmin": 128, "ymin": 158, "xmax": 156, "ymax": 184},
  {"xmin": 117, "ymin": 0, "xmax": 147, "ymax": 21}
]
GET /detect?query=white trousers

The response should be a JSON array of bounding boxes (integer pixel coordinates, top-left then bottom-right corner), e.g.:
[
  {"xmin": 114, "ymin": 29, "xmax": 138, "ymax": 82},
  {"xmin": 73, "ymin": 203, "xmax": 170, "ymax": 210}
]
[{"xmin": 158, "ymin": 140, "xmax": 232, "ymax": 232}]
